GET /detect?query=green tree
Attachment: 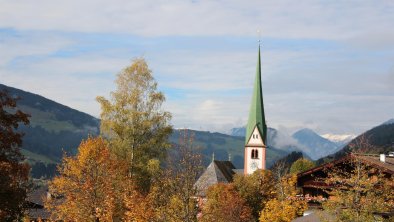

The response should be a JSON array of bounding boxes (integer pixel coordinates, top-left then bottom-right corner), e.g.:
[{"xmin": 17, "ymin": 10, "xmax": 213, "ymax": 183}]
[
  {"xmin": 97, "ymin": 58, "xmax": 172, "ymax": 192},
  {"xmin": 233, "ymin": 169, "xmax": 276, "ymax": 219},
  {"xmin": 0, "ymin": 90, "xmax": 30, "ymax": 221},
  {"xmin": 290, "ymin": 158, "xmax": 315, "ymax": 174}
]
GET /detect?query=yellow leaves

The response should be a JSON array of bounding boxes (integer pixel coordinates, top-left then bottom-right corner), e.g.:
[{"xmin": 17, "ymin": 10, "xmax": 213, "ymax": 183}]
[
  {"xmin": 96, "ymin": 57, "xmax": 172, "ymax": 193},
  {"xmin": 201, "ymin": 183, "xmax": 253, "ymax": 222},
  {"xmin": 322, "ymin": 157, "xmax": 394, "ymax": 222},
  {"xmin": 46, "ymin": 137, "xmax": 130, "ymax": 222},
  {"xmin": 259, "ymin": 198, "xmax": 307, "ymax": 222}
]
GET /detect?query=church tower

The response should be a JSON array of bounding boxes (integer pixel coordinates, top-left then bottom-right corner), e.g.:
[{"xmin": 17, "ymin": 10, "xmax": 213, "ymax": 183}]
[{"xmin": 244, "ymin": 45, "xmax": 268, "ymax": 175}]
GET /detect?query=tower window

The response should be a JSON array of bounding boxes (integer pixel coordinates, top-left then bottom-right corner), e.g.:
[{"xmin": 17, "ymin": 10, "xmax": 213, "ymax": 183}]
[{"xmin": 251, "ymin": 149, "xmax": 259, "ymax": 159}]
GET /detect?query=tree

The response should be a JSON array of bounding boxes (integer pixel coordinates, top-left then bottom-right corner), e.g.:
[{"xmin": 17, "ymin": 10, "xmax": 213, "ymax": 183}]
[
  {"xmin": 148, "ymin": 129, "xmax": 203, "ymax": 222},
  {"xmin": 321, "ymin": 156, "xmax": 394, "ymax": 222},
  {"xmin": 290, "ymin": 158, "xmax": 315, "ymax": 174},
  {"xmin": 97, "ymin": 58, "xmax": 172, "ymax": 193},
  {"xmin": 233, "ymin": 169, "xmax": 276, "ymax": 219},
  {"xmin": 0, "ymin": 90, "xmax": 30, "ymax": 221},
  {"xmin": 46, "ymin": 137, "xmax": 128, "ymax": 221},
  {"xmin": 200, "ymin": 183, "xmax": 253, "ymax": 222},
  {"xmin": 259, "ymin": 174, "xmax": 307, "ymax": 222}
]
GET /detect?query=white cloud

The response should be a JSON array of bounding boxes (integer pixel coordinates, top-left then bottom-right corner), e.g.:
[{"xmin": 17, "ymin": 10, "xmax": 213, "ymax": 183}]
[
  {"xmin": 1, "ymin": 0, "xmax": 393, "ymax": 41},
  {"xmin": 1, "ymin": 0, "xmax": 394, "ymax": 135}
]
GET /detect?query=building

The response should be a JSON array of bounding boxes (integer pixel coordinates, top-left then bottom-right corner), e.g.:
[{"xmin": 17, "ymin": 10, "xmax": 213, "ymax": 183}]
[
  {"xmin": 297, "ymin": 153, "xmax": 394, "ymax": 200},
  {"xmin": 244, "ymin": 45, "xmax": 268, "ymax": 175},
  {"xmin": 194, "ymin": 160, "xmax": 237, "ymax": 197},
  {"xmin": 194, "ymin": 45, "xmax": 268, "ymax": 194},
  {"xmin": 25, "ymin": 186, "xmax": 51, "ymax": 221}
]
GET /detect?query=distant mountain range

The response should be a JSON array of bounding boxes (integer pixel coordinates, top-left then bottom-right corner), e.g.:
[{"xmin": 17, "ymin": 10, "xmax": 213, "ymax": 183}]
[
  {"xmin": 0, "ymin": 84, "xmax": 290, "ymax": 178},
  {"xmin": 317, "ymin": 120, "xmax": 394, "ymax": 164},
  {"xmin": 3, "ymin": 83, "xmax": 392, "ymax": 178},
  {"xmin": 229, "ymin": 126, "xmax": 347, "ymax": 160}
]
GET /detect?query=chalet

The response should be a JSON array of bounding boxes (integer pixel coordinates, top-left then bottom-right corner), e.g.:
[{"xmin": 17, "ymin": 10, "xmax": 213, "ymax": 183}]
[{"xmin": 297, "ymin": 153, "xmax": 394, "ymax": 200}]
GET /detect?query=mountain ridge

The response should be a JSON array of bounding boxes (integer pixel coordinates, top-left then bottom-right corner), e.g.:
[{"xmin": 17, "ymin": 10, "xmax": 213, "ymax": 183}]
[{"xmin": 1, "ymin": 83, "xmax": 290, "ymax": 178}]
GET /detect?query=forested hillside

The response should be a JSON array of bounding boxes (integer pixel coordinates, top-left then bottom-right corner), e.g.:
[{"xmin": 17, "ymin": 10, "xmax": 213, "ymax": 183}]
[
  {"xmin": 317, "ymin": 121, "xmax": 394, "ymax": 164},
  {"xmin": 1, "ymin": 84, "xmax": 289, "ymax": 178}
]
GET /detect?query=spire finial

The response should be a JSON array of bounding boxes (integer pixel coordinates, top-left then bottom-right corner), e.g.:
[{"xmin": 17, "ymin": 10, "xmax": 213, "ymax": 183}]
[
  {"xmin": 257, "ymin": 29, "xmax": 261, "ymax": 45},
  {"xmin": 212, "ymin": 152, "xmax": 215, "ymax": 162},
  {"xmin": 228, "ymin": 153, "xmax": 231, "ymax": 161}
]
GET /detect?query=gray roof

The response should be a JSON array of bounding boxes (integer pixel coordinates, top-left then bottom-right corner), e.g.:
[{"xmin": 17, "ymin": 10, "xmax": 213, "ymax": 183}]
[{"xmin": 194, "ymin": 160, "xmax": 236, "ymax": 197}]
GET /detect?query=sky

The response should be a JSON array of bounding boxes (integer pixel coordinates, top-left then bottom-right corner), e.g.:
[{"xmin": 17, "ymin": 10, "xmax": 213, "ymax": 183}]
[{"xmin": 1, "ymin": 0, "xmax": 394, "ymax": 136}]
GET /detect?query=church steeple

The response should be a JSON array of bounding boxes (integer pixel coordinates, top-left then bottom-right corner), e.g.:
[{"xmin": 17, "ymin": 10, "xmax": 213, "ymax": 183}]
[
  {"xmin": 245, "ymin": 45, "xmax": 267, "ymax": 145},
  {"xmin": 244, "ymin": 45, "xmax": 268, "ymax": 175}
]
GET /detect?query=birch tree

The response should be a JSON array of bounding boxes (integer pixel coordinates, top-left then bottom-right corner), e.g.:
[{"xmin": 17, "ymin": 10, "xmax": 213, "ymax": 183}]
[{"xmin": 97, "ymin": 58, "xmax": 172, "ymax": 192}]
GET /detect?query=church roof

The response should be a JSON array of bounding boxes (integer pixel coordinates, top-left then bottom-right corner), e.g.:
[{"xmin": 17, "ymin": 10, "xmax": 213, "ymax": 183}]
[
  {"xmin": 245, "ymin": 45, "xmax": 267, "ymax": 145},
  {"xmin": 194, "ymin": 160, "xmax": 236, "ymax": 197}
]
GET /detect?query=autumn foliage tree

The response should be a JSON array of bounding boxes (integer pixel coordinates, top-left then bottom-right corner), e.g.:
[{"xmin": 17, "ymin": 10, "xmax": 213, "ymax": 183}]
[
  {"xmin": 0, "ymin": 90, "xmax": 30, "ymax": 221},
  {"xmin": 233, "ymin": 169, "xmax": 276, "ymax": 219},
  {"xmin": 322, "ymin": 156, "xmax": 394, "ymax": 222},
  {"xmin": 97, "ymin": 58, "xmax": 172, "ymax": 193},
  {"xmin": 46, "ymin": 137, "xmax": 129, "ymax": 221},
  {"xmin": 148, "ymin": 129, "xmax": 202, "ymax": 222},
  {"xmin": 200, "ymin": 183, "xmax": 253, "ymax": 222},
  {"xmin": 260, "ymin": 174, "xmax": 307, "ymax": 222}
]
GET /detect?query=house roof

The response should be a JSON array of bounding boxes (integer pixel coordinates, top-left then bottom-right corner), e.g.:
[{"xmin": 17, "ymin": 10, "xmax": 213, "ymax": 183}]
[
  {"xmin": 194, "ymin": 160, "xmax": 236, "ymax": 197},
  {"xmin": 245, "ymin": 45, "xmax": 267, "ymax": 145},
  {"xmin": 27, "ymin": 186, "xmax": 48, "ymax": 207},
  {"xmin": 26, "ymin": 186, "xmax": 51, "ymax": 219},
  {"xmin": 298, "ymin": 153, "xmax": 394, "ymax": 179}
]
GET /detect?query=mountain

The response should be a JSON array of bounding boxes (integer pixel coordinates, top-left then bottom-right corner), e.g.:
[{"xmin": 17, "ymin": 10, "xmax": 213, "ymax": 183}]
[
  {"xmin": 229, "ymin": 127, "xmax": 246, "ymax": 137},
  {"xmin": 229, "ymin": 126, "xmax": 323, "ymax": 160},
  {"xmin": 292, "ymin": 128, "xmax": 340, "ymax": 160},
  {"xmin": 1, "ymin": 83, "xmax": 100, "ymax": 178},
  {"xmin": 317, "ymin": 119, "xmax": 394, "ymax": 164},
  {"xmin": 170, "ymin": 129, "xmax": 289, "ymax": 169},
  {"xmin": 1, "ymin": 84, "xmax": 290, "ymax": 178},
  {"xmin": 320, "ymin": 133, "xmax": 355, "ymax": 147},
  {"xmin": 382, "ymin": 118, "xmax": 394, "ymax": 125}
]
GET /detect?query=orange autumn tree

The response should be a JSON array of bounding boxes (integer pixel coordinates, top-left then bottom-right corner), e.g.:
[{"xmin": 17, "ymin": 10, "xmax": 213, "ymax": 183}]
[
  {"xmin": 46, "ymin": 137, "xmax": 129, "ymax": 221},
  {"xmin": 200, "ymin": 183, "xmax": 253, "ymax": 222}
]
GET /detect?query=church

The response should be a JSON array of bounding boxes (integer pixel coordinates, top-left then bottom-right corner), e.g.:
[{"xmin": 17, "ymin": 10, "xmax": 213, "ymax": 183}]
[{"xmin": 194, "ymin": 45, "xmax": 268, "ymax": 197}]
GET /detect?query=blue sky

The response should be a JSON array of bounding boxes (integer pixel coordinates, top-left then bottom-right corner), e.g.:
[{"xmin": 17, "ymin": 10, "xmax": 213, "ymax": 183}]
[{"xmin": 1, "ymin": 0, "xmax": 394, "ymax": 136}]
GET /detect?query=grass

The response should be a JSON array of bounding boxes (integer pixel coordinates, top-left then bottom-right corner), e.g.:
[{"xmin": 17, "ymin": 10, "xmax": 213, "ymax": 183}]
[
  {"xmin": 19, "ymin": 105, "xmax": 78, "ymax": 133},
  {"xmin": 21, "ymin": 149, "xmax": 58, "ymax": 165}
]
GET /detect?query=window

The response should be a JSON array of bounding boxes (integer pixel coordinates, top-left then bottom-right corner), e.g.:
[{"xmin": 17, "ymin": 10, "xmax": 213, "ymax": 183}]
[{"xmin": 251, "ymin": 149, "xmax": 259, "ymax": 159}]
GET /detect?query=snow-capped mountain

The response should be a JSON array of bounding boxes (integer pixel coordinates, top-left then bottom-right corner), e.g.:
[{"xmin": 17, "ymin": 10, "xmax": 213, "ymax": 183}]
[
  {"xmin": 320, "ymin": 133, "xmax": 356, "ymax": 147},
  {"xmin": 292, "ymin": 129, "xmax": 340, "ymax": 160}
]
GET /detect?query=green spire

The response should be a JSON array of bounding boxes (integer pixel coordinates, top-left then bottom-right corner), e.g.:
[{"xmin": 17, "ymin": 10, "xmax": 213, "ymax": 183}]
[{"xmin": 245, "ymin": 45, "xmax": 267, "ymax": 145}]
